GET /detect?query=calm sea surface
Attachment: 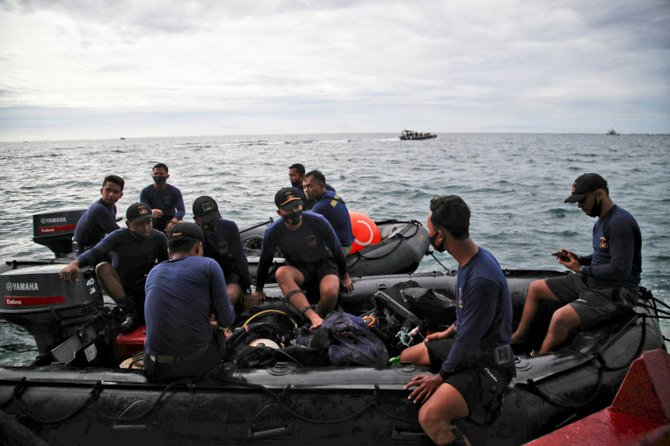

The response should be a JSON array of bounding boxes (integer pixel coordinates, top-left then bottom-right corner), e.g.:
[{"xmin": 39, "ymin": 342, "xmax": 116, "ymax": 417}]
[{"xmin": 1, "ymin": 133, "xmax": 668, "ymax": 365}]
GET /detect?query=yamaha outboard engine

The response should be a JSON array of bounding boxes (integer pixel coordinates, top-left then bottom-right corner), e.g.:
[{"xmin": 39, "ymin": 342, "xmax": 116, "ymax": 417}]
[{"xmin": 0, "ymin": 210, "xmax": 119, "ymax": 366}]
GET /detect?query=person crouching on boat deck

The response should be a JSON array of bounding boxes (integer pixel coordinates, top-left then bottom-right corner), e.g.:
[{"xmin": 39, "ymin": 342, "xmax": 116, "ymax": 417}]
[
  {"xmin": 403, "ymin": 195, "xmax": 515, "ymax": 446},
  {"xmin": 511, "ymin": 173, "xmax": 641, "ymax": 354},
  {"xmin": 140, "ymin": 162, "xmax": 186, "ymax": 233},
  {"xmin": 144, "ymin": 222, "xmax": 235, "ymax": 382},
  {"xmin": 250, "ymin": 187, "xmax": 354, "ymax": 330},
  {"xmin": 72, "ymin": 174, "xmax": 125, "ymax": 254},
  {"xmin": 303, "ymin": 170, "xmax": 355, "ymax": 255},
  {"xmin": 192, "ymin": 195, "xmax": 251, "ymax": 309},
  {"xmin": 60, "ymin": 202, "xmax": 168, "ymax": 332}
]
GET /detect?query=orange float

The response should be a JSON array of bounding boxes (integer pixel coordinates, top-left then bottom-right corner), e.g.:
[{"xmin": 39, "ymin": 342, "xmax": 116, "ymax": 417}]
[{"xmin": 349, "ymin": 211, "xmax": 381, "ymax": 254}]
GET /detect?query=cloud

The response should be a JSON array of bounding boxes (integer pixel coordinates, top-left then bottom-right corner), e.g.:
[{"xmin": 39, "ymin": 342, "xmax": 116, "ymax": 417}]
[{"xmin": 0, "ymin": 0, "xmax": 669, "ymax": 140}]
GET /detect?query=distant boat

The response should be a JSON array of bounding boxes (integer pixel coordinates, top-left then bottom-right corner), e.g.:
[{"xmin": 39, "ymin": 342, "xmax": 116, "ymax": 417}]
[
  {"xmin": 120, "ymin": 137, "xmax": 126, "ymax": 140},
  {"xmin": 400, "ymin": 129, "xmax": 437, "ymax": 140},
  {"xmin": 606, "ymin": 129, "xmax": 619, "ymax": 135}
]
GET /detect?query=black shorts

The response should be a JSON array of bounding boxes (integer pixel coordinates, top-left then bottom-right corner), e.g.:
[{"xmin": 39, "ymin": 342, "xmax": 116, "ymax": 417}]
[
  {"xmin": 545, "ymin": 273, "xmax": 630, "ymax": 328},
  {"xmin": 445, "ymin": 364, "xmax": 512, "ymax": 425},
  {"xmin": 292, "ymin": 257, "xmax": 339, "ymax": 304},
  {"xmin": 426, "ymin": 337, "xmax": 456, "ymax": 372},
  {"xmin": 426, "ymin": 338, "xmax": 512, "ymax": 424}
]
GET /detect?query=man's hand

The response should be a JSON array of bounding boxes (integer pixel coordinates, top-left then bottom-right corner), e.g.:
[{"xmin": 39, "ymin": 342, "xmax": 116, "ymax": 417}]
[
  {"xmin": 247, "ymin": 291, "xmax": 265, "ymax": 310},
  {"xmin": 424, "ymin": 326, "xmax": 454, "ymax": 343},
  {"xmin": 59, "ymin": 261, "xmax": 81, "ymax": 283},
  {"xmin": 164, "ymin": 218, "xmax": 179, "ymax": 233},
  {"xmin": 404, "ymin": 374, "xmax": 444, "ymax": 404},
  {"xmin": 558, "ymin": 249, "xmax": 581, "ymax": 272},
  {"xmin": 341, "ymin": 273, "xmax": 354, "ymax": 294},
  {"xmin": 151, "ymin": 209, "xmax": 163, "ymax": 219}
]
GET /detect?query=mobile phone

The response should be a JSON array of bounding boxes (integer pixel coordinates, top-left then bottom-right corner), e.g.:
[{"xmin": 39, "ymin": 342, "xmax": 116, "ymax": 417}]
[{"xmin": 552, "ymin": 251, "xmax": 570, "ymax": 262}]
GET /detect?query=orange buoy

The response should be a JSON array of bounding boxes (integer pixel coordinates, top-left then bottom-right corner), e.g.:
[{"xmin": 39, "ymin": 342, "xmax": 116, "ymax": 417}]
[{"xmin": 349, "ymin": 211, "xmax": 381, "ymax": 254}]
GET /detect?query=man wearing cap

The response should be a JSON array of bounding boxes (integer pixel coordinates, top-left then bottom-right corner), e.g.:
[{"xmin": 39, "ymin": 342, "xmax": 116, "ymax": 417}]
[
  {"xmin": 60, "ymin": 202, "xmax": 169, "ymax": 331},
  {"xmin": 144, "ymin": 222, "xmax": 235, "ymax": 381},
  {"xmin": 192, "ymin": 196, "xmax": 250, "ymax": 307},
  {"xmin": 73, "ymin": 174, "xmax": 125, "ymax": 254},
  {"xmin": 303, "ymin": 170, "xmax": 354, "ymax": 255},
  {"xmin": 250, "ymin": 187, "xmax": 354, "ymax": 330},
  {"xmin": 512, "ymin": 173, "xmax": 642, "ymax": 354},
  {"xmin": 140, "ymin": 163, "xmax": 185, "ymax": 233}
]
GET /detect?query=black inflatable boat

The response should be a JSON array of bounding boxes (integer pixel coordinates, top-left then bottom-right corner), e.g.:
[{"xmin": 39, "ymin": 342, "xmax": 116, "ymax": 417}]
[
  {"xmin": 0, "ymin": 210, "xmax": 665, "ymax": 445},
  {"xmin": 241, "ymin": 218, "xmax": 430, "ymax": 280}
]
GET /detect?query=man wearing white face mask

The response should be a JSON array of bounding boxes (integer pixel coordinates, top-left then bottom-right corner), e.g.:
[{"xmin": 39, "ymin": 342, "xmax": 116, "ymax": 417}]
[
  {"xmin": 250, "ymin": 187, "xmax": 353, "ymax": 330},
  {"xmin": 140, "ymin": 162, "xmax": 185, "ymax": 233}
]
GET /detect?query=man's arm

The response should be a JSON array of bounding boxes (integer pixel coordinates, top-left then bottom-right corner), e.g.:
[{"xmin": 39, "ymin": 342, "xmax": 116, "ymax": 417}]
[
  {"xmin": 315, "ymin": 215, "xmax": 348, "ymax": 276},
  {"xmin": 173, "ymin": 187, "xmax": 186, "ymax": 221},
  {"xmin": 93, "ymin": 204, "xmax": 120, "ymax": 234},
  {"xmin": 208, "ymin": 261, "xmax": 235, "ymax": 328},
  {"xmin": 154, "ymin": 232, "xmax": 169, "ymax": 262},
  {"xmin": 440, "ymin": 279, "xmax": 500, "ymax": 377},
  {"xmin": 254, "ymin": 225, "xmax": 279, "ymax": 293},
  {"xmin": 226, "ymin": 222, "xmax": 251, "ymax": 292},
  {"xmin": 582, "ymin": 221, "xmax": 636, "ymax": 280}
]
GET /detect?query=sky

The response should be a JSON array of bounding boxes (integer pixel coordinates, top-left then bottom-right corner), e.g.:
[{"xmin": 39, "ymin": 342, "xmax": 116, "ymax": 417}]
[{"xmin": 1, "ymin": 0, "xmax": 669, "ymax": 141}]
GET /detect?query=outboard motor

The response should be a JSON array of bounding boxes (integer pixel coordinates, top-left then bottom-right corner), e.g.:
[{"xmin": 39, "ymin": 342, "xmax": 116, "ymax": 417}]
[
  {"xmin": 0, "ymin": 209, "xmax": 119, "ymax": 366},
  {"xmin": 32, "ymin": 209, "xmax": 86, "ymax": 258}
]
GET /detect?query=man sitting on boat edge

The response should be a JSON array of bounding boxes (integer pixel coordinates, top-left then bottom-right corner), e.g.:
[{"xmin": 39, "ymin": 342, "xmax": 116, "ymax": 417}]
[
  {"xmin": 250, "ymin": 187, "xmax": 353, "ymax": 330},
  {"xmin": 403, "ymin": 195, "xmax": 515, "ymax": 446},
  {"xmin": 72, "ymin": 174, "xmax": 124, "ymax": 254},
  {"xmin": 511, "ymin": 173, "xmax": 642, "ymax": 354},
  {"xmin": 303, "ymin": 169, "xmax": 355, "ymax": 255},
  {"xmin": 59, "ymin": 202, "xmax": 168, "ymax": 332}
]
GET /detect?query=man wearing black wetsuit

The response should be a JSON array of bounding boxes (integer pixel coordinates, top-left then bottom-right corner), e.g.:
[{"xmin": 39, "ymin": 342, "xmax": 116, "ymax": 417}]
[
  {"xmin": 140, "ymin": 163, "xmax": 185, "ymax": 233},
  {"xmin": 512, "ymin": 173, "xmax": 642, "ymax": 353},
  {"xmin": 72, "ymin": 174, "xmax": 125, "ymax": 253},
  {"xmin": 403, "ymin": 195, "xmax": 514, "ymax": 446},
  {"xmin": 250, "ymin": 187, "xmax": 354, "ymax": 330},
  {"xmin": 192, "ymin": 195, "xmax": 251, "ymax": 308},
  {"xmin": 60, "ymin": 202, "xmax": 168, "ymax": 330}
]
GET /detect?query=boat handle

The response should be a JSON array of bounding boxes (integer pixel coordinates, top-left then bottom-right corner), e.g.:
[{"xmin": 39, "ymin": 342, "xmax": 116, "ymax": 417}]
[{"xmin": 249, "ymin": 426, "xmax": 290, "ymax": 439}]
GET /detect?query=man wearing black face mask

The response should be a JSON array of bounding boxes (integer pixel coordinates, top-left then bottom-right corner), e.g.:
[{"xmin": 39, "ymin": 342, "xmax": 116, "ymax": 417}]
[
  {"xmin": 512, "ymin": 173, "xmax": 642, "ymax": 354},
  {"xmin": 140, "ymin": 163, "xmax": 185, "ymax": 233},
  {"xmin": 251, "ymin": 187, "xmax": 353, "ymax": 330},
  {"xmin": 192, "ymin": 196, "xmax": 250, "ymax": 308}
]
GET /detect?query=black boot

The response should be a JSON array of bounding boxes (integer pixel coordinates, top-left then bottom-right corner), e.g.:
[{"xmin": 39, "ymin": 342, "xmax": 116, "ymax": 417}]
[{"xmin": 117, "ymin": 299, "xmax": 138, "ymax": 333}]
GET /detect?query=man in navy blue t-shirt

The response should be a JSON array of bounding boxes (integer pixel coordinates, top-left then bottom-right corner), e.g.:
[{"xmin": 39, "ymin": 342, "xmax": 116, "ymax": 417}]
[
  {"xmin": 512, "ymin": 173, "xmax": 642, "ymax": 354},
  {"xmin": 144, "ymin": 222, "xmax": 234, "ymax": 381},
  {"xmin": 403, "ymin": 195, "xmax": 514, "ymax": 446},
  {"xmin": 250, "ymin": 187, "xmax": 353, "ymax": 330},
  {"xmin": 60, "ymin": 202, "xmax": 168, "ymax": 330},
  {"xmin": 192, "ymin": 196, "xmax": 250, "ymax": 307},
  {"xmin": 73, "ymin": 174, "xmax": 125, "ymax": 253},
  {"xmin": 303, "ymin": 170, "xmax": 354, "ymax": 255},
  {"xmin": 140, "ymin": 163, "xmax": 185, "ymax": 233}
]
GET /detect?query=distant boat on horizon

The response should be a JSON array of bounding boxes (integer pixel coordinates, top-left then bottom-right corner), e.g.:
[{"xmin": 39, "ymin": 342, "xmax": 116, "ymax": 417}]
[
  {"xmin": 400, "ymin": 129, "xmax": 437, "ymax": 140},
  {"xmin": 606, "ymin": 129, "xmax": 619, "ymax": 135},
  {"xmin": 120, "ymin": 137, "xmax": 126, "ymax": 140}
]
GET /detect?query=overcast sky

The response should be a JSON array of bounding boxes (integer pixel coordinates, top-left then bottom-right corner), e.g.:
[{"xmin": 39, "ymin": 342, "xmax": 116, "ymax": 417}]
[{"xmin": 1, "ymin": 0, "xmax": 668, "ymax": 141}]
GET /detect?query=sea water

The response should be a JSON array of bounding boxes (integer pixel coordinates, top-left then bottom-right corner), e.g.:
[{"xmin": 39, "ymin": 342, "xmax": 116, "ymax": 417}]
[{"xmin": 1, "ymin": 133, "xmax": 668, "ymax": 365}]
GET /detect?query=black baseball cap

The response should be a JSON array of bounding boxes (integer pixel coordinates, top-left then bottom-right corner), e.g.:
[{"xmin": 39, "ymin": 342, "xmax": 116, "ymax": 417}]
[
  {"xmin": 168, "ymin": 222, "xmax": 204, "ymax": 241},
  {"xmin": 126, "ymin": 202, "xmax": 152, "ymax": 223},
  {"xmin": 564, "ymin": 173, "xmax": 608, "ymax": 203},
  {"xmin": 274, "ymin": 187, "xmax": 302, "ymax": 212},
  {"xmin": 193, "ymin": 196, "xmax": 221, "ymax": 222}
]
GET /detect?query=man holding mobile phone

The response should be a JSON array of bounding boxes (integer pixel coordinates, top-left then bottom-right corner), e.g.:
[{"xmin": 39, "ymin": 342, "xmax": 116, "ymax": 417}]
[{"xmin": 512, "ymin": 173, "xmax": 642, "ymax": 354}]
